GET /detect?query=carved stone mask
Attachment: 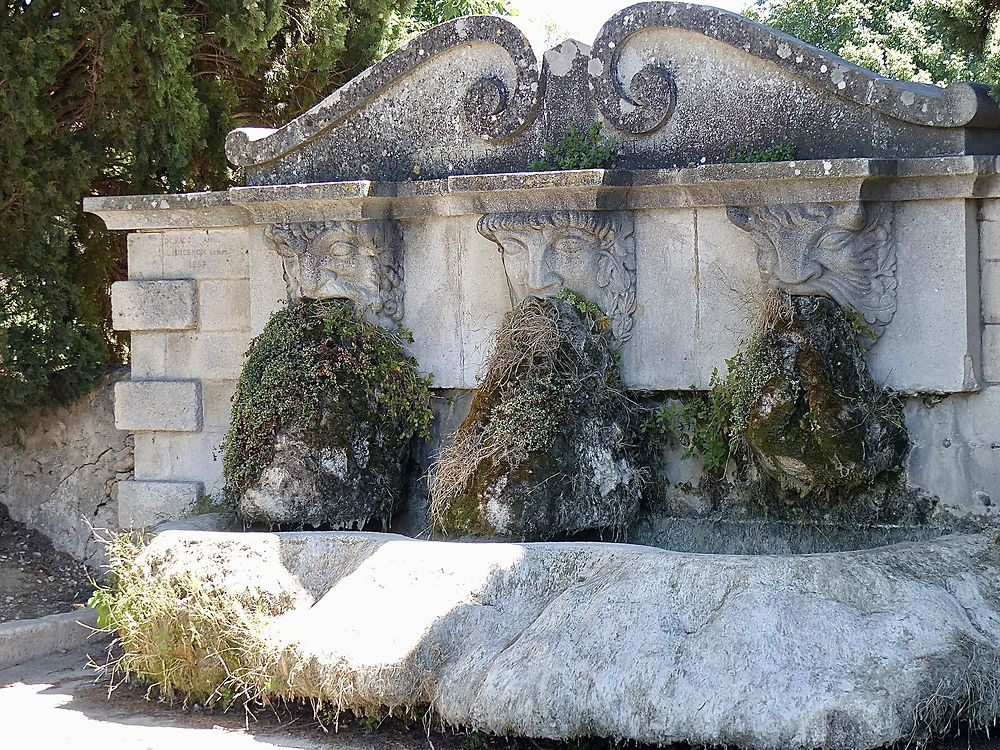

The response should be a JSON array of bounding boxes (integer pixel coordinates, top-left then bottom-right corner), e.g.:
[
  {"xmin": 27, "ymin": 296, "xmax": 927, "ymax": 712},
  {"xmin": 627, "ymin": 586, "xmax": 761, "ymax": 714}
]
[
  {"xmin": 477, "ymin": 211, "xmax": 637, "ymax": 343},
  {"xmin": 264, "ymin": 220, "xmax": 403, "ymax": 323},
  {"xmin": 726, "ymin": 203, "xmax": 896, "ymax": 333}
]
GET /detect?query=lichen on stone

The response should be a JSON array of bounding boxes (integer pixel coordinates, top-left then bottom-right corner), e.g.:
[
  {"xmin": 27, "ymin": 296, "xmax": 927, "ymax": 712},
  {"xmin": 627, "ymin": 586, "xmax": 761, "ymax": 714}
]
[
  {"xmin": 222, "ymin": 299, "xmax": 433, "ymax": 529},
  {"xmin": 430, "ymin": 295, "xmax": 645, "ymax": 540},
  {"xmin": 649, "ymin": 293, "xmax": 908, "ymax": 501},
  {"xmin": 742, "ymin": 295, "xmax": 909, "ymax": 495}
]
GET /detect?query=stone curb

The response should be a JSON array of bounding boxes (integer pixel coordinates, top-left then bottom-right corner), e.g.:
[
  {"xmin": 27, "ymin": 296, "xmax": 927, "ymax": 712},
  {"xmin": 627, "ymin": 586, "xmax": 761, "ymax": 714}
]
[{"xmin": 0, "ymin": 609, "xmax": 106, "ymax": 672}]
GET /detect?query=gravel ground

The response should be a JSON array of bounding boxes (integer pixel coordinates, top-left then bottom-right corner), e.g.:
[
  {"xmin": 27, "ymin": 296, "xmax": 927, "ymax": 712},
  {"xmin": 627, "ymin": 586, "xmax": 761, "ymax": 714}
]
[{"xmin": 0, "ymin": 504, "xmax": 95, "ymax": 622}]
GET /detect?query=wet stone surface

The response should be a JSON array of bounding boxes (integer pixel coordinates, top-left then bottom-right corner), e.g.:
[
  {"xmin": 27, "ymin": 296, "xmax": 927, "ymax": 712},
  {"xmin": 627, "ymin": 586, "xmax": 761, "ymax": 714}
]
[{"xmin": 0, "ymin": 504, "xmax": 94, "ymax": 623}]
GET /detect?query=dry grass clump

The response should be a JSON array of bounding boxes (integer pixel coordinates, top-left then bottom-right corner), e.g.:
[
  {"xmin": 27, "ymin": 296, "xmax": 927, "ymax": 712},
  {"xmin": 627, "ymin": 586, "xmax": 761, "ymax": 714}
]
[
  {"xmin": 429, "ymin": 296, "xmax": 620, "ymax": 525},
  {"xmin": 89, "ymin": 532, "xmax": 280, "ymax": 709},
  {"xmin": 909, "ymin": 644, "xmax": 1000, "ymax": 747}
]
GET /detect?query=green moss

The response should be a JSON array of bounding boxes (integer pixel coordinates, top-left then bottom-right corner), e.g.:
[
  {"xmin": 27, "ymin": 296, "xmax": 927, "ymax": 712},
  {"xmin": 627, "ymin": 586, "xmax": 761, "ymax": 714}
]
[
  {"xmin": 646, "ymin": 337, "xmax": 777, "ymax": 473},
  {"xmin": 431, "ymin": 295, "xmax": 642, "ymax": 538},
  {"xmin": 725, "ymin": 143, "xmax": 797, "ymax": 163},
  {"xmin": 649, "ymin": 297, "xmax": 907, "ymax": 496},
  {"xmin": 222, "ymin": 300, "xmax": 433, "ymax": 521}
]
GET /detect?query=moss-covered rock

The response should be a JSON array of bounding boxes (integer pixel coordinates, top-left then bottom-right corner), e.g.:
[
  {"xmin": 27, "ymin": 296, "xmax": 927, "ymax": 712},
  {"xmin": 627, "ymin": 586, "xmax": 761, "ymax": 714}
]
[
  {"xmin": 430, "ymin": 296, "xmax": 644, "ymax": 540},
  {"xmin": 223, "ymin": 300, "xmax": 432, "ymax": 529},
  {"xmin": 743, "ymin": 296, "xmax": 908, "ymax": 495}
]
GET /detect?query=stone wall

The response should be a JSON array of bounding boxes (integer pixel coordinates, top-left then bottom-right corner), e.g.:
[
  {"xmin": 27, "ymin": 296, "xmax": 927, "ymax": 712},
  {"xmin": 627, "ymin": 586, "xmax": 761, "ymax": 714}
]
[
  {"xmin": 85, "ymin": 174, "xmax": 1000, "ymax": 533},
  {"xmin": 113, "ymin": 224, "xmax": 256, "ymax": 524},
  {"xmin": 0, "ymin": 368, "xmax": 132, "ymax": 565},
  {"xmin": 82, "ymin": 3, "xmax": 1000, "ymax": 534}
]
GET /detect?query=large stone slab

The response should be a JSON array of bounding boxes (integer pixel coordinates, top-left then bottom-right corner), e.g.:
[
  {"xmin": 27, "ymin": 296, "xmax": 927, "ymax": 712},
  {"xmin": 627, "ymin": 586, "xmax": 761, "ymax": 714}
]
[
  {"xmin": 224, "ymin": 5, "xmax": 1000, "ymax": 185},
  {"xmin": 140, "ymin": 530, "xmax": 1000, "ymax": 750}
]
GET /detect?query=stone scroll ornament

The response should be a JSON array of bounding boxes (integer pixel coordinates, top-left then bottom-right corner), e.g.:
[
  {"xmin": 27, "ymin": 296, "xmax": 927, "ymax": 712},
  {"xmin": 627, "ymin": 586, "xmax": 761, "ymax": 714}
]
[
  {"xmin": 726, "ymin": 202, "xmax": 896, "ymax": 337},
  {"xmin": 477, "ymin": 211, "xmax": 637, "ymax": 345},
  {"xmin": 226, "ymin": 15, "xmax": 542, "ymax": 170},
  {"xmin": 264, "ymin": 220, "xmax": 403, "ymax": 325}
]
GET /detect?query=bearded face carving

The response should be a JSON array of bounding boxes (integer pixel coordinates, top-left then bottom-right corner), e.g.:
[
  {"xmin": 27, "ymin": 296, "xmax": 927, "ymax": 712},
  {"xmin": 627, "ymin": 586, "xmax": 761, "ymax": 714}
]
[
  {"xmin": 477, "ymin": 211, "xmax": 637, "ymax": 344},
  {"xmin": 264, "ymin": 220, "xmax": 403, "ymax": 323},
  {"xmin": 726, "ymin": 202, "xmax": 896, "ymax": 335}
]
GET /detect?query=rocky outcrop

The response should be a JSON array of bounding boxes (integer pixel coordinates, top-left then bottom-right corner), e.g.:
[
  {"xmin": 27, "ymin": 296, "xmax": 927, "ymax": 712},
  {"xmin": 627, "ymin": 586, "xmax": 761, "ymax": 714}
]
[
  {"xmin": 744, "ymin": 296, "xmax": 908, "ymax": 495},
  {"xmin": 0, "ymin": 367, "xmax": 132, "ymax": 565},
  {"xmin": 135, "ymin": 530, "xmax": 1000, "ymax": 749},
  {"xmin": 224, "ymin": 300, "xmax": 432, "ymax": 530},
  {"xmin": 430, "ymin": 297, "xmax": 644, "ymax": 540}
]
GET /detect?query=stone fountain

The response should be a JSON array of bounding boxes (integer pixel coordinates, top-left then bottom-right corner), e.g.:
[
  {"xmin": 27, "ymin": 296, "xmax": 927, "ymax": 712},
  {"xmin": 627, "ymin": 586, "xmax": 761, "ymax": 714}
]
[{"xmin": 86, "ymin": 3, "xmax": 1000, "ymax": 747}]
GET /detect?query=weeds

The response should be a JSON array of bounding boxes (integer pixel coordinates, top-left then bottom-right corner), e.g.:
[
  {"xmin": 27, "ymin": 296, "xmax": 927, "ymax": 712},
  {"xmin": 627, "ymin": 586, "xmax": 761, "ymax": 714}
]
[{"xmin": 530, "ymin": 123, "xmax": 619, "ymax": 171}]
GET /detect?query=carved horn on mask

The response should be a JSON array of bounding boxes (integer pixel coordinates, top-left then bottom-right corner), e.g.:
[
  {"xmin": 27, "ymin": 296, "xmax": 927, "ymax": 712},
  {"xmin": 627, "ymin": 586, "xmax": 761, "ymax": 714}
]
[
  {"xmin": 836, "ymin": 202, "xmax": 868, "ymax": 231},
  {"xmin": 726, "ymin": 206, "xmax": 754, "ymax": 230}
]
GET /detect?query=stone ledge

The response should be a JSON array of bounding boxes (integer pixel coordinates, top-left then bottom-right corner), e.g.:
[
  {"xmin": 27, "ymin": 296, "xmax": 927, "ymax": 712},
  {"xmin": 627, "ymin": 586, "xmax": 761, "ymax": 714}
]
[
  {"xmin": 114, "ymin": 379, "xmax": 202, "ymax": 432},
  {"xmin": 84, "ymin": 191, "xmax": 248, "ymax": 231},
  {"xmin": 87, "ymin": 158, "xmax": 1000, "ymax": 228},
  {"xmin": 111, "ymin": 279, "xmax": 197, "ymax": 331},
  {"xmin": 118, "ymin": 480, "xmax": 203, "ymax": 529},
  {"xmin": 0, "ymin": 609, "xmax": 103, "ymax": 671}
]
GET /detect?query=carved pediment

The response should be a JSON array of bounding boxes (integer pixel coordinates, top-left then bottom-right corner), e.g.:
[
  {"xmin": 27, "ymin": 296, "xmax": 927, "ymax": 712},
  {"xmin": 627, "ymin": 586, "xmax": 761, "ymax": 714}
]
[
  {"xmin": 264, "ymin": 220, "xmax": 403, "ymax": 324},
  {"xmin": 226, "ymin": 3, "xmax": 999, "ymax": 186},
  {"xmin": 477, "ymin": 211, "xmax": 637, "ymax": 345},
  {"xmin": 726, "ymin": 202, "xmax": 896, "ymax": 336}
]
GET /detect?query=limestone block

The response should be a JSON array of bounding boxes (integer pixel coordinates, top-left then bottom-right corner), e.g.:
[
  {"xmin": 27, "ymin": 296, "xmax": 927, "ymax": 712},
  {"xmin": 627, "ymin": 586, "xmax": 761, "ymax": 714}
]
[
  {"xmin": 141, "ymin": 530, "xmax": 1000, "ymax": 750},
  {"xmin": 111, "ymin": 279, "xmax": 197, "ymax": 331},
  {"xmin": 867, "ymin": 199, "xmax": 980, "ymax": 392},
  {"xmin": 982, "ymin": 211, "xmax": 1000, "ymax": 262},
  {"xmin": 905, "ymin": 389, "xmax": 1000, "ymax": 511},
  {"xmin": 249, "ymin": 228, "xmax": 288, "ymax": 335},
  {"xmin": 981, "ymin": 199, "xmax": 1000, "ymax": 225},
  {"xmin": 198, "ymin": 279, "xmax": 250, "ymax": 331},
  {"xmin": 622, "ymin": 209, "xmax": 698, "ymax": 389},
  {"xmin": 983, "ymin": 260, "xmax": 1000, "ymax": 324},
  {"xmin": 126, "ymin": 232, "xmax": 163, "ymax": 279},
  {"xmin": 118, "ymin": 480, "xmax": 202, "ymax": 528},
  {"xmin": 130, "ymin": 331, "xmax": 250, "ymax": 380},
  {"xmin": 201, "ymin": 379, "xmax": 237, "ymax": 430},
  {"xmin": 134, "ymin": 431, "xmax": 226, "ymax": 494},
  {"xmin": 161, "ymin": 227, "xmax": 251, "ymax": 279},
  {"xmin": 401, "ymin": 217, "xmax": 468, "ymax": 387},
  {"xmin": 168, "ymin": 331, "xmax": 253, "ymax": 380},
  {"xmin": 984, "ymin": 325, "xmax": 1000, "ymax": 384},
  {"xmin": 129, "ymin": 332, "xmax": 169, "ymax": 378},
  {"xmin": 114, "ymin": 380, "xmax": 202, "ymax": 432},
  {"xmin": 456, "ymin": 219, "xmax": 511, "ymax": 384}
]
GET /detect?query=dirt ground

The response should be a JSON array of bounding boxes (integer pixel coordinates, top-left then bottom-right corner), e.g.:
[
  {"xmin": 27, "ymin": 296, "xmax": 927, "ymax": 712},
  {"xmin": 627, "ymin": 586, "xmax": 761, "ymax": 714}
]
[{"xmin": 0, "ymin": 504, "xmax": 95, "ymax": 622}]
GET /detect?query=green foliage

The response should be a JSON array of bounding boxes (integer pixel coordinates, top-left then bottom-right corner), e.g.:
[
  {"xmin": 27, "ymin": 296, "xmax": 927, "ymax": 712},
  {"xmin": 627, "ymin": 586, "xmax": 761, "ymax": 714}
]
[
  {"xmin": 725, "ymin": 143, "xmax": 797, "ymax": 163},
  {"xmin": 646, "ymin": 339, "xmax": 777, "ymax": 472},
  {"xmin": 222, "ymin": 300, "xmax": 433, "ymax": 507},
  {"xmin": 555, "ymin": 288, "xmax": 605, "ymax": 319},
  {"xmin": 746, "ymin": 0, "xmax": 1000, "ymax": 88},
  {"xmin": 391, "ymin": 0, "xmax": 513, "ymax": 41},
  {"xmin": 2, "ymin": 0, "xmax": 498, "ymax": 425},
  {"xmin": 530, "ymin": 123, "xmax": 620, "ymax": 171},
  {"xmin": 0, "ymin": 0, "xmax": 522, "ymax": 426}
]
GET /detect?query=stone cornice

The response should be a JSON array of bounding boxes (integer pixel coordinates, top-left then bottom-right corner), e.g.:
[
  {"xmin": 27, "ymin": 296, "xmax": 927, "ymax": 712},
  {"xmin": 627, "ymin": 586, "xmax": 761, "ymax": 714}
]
[{"xmin": 84, "ymin": 156, "xmax": 1000, "ymax": 229}]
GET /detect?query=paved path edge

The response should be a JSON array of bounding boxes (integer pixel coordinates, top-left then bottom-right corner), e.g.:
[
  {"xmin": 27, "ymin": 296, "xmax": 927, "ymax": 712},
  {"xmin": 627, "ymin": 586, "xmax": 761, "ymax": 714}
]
[{"xmin": 0, "ymin": 609, "xmax": 106, "ymax": 671}]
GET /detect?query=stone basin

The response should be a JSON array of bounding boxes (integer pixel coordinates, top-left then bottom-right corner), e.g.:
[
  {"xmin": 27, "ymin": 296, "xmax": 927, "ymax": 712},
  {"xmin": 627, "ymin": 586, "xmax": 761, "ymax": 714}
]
[{"xmin": 141, "ymin": 530, "xmax": 1000, "ymax": 749}]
